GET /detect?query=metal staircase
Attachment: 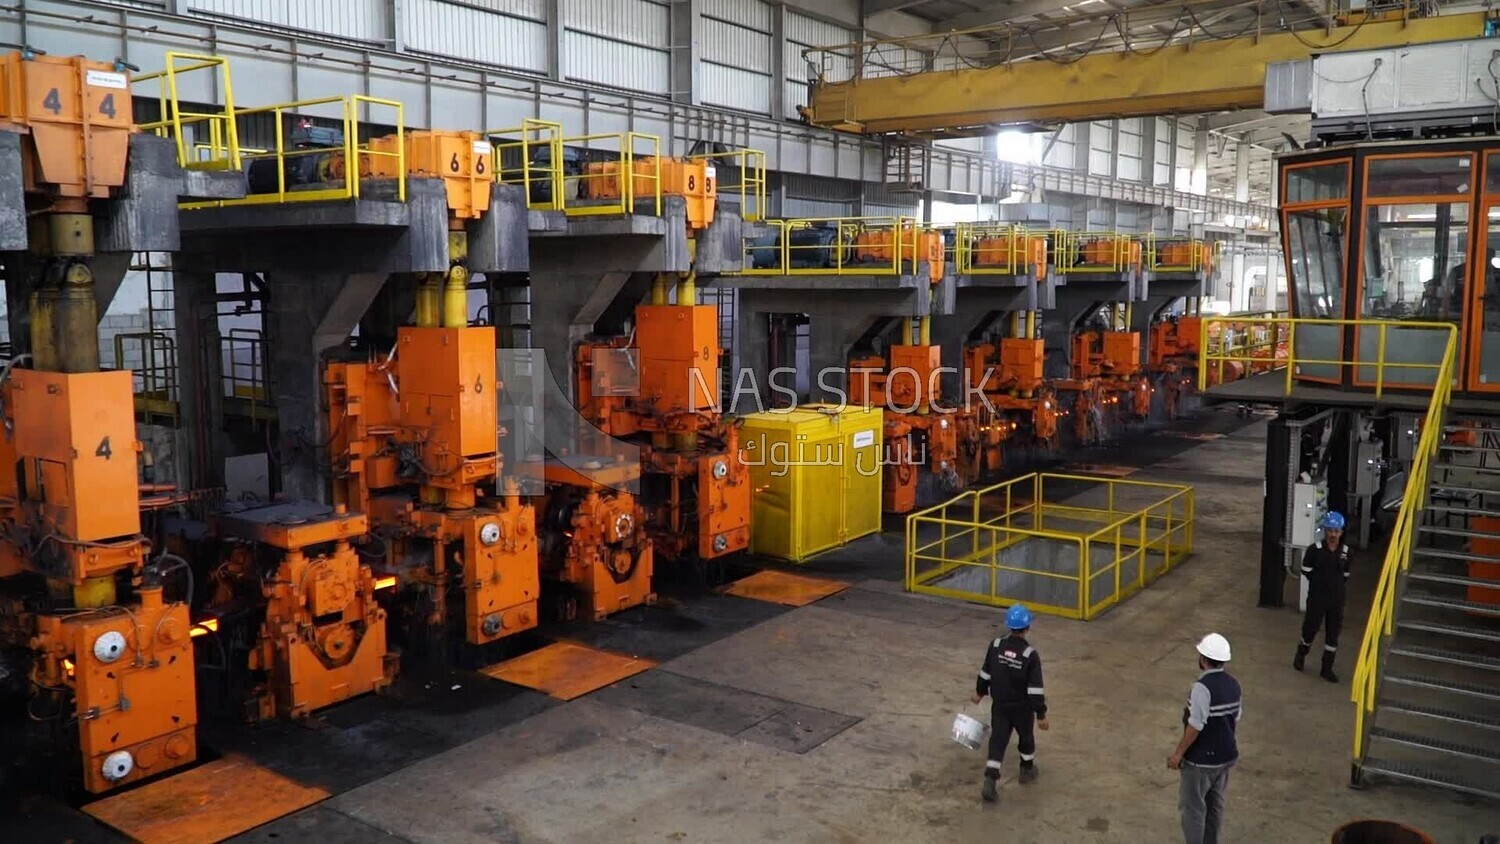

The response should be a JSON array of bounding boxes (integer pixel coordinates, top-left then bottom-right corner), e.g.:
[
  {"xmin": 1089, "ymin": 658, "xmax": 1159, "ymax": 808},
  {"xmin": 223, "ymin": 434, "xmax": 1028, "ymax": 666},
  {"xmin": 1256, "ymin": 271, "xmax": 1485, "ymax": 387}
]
[{"xmin": 1355, "ymin": 421, "xmax": 1500, "ymax": 800}]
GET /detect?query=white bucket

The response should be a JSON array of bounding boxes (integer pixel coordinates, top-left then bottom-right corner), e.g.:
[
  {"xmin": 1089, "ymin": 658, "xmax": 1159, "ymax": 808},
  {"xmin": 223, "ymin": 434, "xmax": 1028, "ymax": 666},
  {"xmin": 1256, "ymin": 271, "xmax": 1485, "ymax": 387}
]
[{"xmin": 952, "ymin": 712, "xmax": 987, "ymax": 750}]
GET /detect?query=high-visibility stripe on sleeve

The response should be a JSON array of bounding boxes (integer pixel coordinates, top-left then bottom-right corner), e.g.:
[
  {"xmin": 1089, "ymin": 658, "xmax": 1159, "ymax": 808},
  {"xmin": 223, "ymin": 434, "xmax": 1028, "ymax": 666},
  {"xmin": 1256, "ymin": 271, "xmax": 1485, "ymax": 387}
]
[
  {"xmin": 978, "ymin": 670, "xmax": 991, "ymax": 680},
  {"xmin": 1028, "ymin": 687, "xmax": 1045, "ymax": 695}
]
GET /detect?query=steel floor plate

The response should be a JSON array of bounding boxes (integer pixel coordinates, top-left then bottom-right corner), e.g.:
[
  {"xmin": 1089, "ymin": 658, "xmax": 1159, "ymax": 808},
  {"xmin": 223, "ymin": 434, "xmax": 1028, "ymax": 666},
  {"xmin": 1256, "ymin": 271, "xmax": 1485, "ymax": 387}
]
[
  {"xmin": 480, "ymin": 641, "xmax": 656, "ymax": 701},
  {"xmin": 83, "ymin": 754, "xmax": 328, "ymax": 844},
  {"xmin": 719, "ymin": 569, "xmax": 850, "ymax": 606}
]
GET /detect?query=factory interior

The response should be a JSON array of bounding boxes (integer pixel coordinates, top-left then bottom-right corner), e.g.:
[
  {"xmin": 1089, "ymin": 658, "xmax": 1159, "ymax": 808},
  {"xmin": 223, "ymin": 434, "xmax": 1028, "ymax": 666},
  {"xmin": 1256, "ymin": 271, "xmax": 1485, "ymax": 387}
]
[{"xmin": 3, "ymin": 0, "xmax": 1500, "ymax": 841}]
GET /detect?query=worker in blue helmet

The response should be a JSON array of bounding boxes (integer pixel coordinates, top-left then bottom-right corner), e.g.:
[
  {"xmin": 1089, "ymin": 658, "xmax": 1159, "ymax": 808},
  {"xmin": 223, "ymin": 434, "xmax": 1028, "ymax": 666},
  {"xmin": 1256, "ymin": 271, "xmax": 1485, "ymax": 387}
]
[
  {"xmin": 1294, "ymin": 511, "xmax": 1352, "ymax": 683},
  {"xmin": 970, "ymin": 602, "xmax": 1049, "ymax": 802}
]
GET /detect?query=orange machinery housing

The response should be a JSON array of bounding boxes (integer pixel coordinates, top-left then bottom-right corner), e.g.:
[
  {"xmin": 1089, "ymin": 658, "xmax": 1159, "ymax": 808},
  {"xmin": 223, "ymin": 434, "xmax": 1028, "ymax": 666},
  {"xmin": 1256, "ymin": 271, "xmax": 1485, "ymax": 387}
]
[
  {"xmin": 963, "ymin": 333, "xmax": 1060, "ymax": 469},
  {"xmin": 583, "ymin": 156, "xmax": 717, "ymax": 229},
  {"xmin": 851, "ymin": 225, "xmax": 947, "ymax": 282},
  {"xmin": 210, "ymin": 503, "xmax": 393, "ymax": 720},
  {"xmin": 0, "ymin": 54, "xmax": 201, "ymax": 794},
  {"xmin": 327, "ymin": 325, "xmax": 542, "ymax": 646},
  {"xmin": 969, "ymin": 230, "xmax": 1048, "ymax": 278},
  {"xmin": 849, "ymin": 340, "xmax": 977, "ymax": 514},
  {"xmin": 576, "ymin": 293, "xmax": 752, "ymax": 562}
]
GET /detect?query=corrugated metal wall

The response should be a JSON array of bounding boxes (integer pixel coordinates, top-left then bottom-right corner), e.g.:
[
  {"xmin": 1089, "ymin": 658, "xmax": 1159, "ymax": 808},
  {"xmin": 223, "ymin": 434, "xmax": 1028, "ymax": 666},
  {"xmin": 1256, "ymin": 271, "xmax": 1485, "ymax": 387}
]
[
  {"xmin": 406, "ymin": 0, "xmax": 547, "ymax": 75},
  {"xmin": 1174, "ymin": 120, "xmax": 1196, "ymax": 192},
  {"xmin": 702, "ymin": 0, "xmax": 773, "ymax": 114},
  {"xmin": 1043, "ymin": 124, "xmax": 1074, "ymax": 169},
  {"xmin": 565, "ymin": 0, "xmax": 670, "ymax": 93},
  {"xmin": 1117, "ymin": 118, "xmax": 1142, "ymax": 182},
  {"xmin": 1153, "ymin": 118, "xmax": 1174, "ymax": 187},
  {"xmin": 187, "ymin": 0, "xmax": 389, "ymax": 43},
  {"xmin": 1087, "ymin": 122, "xmax": 1112, "ymax": 176},
  {"xmin": 784, "ymin": 11, "xmax": 851, "ymax": 119}
]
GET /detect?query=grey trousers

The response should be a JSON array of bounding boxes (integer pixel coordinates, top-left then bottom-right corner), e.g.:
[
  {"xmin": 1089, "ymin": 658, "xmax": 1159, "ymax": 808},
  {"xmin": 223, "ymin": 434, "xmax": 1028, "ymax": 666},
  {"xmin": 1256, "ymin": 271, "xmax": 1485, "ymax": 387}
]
[{"xmin": 1179, "ymin": 760, "xmax": 1233, "ymax": 844}]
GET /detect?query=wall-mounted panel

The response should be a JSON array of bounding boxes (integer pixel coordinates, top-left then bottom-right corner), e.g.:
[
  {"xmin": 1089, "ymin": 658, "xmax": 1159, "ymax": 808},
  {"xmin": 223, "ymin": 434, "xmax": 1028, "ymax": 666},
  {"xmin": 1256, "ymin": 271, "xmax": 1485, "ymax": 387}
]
[
  {"xmin": 703, "ymin": 17, "xmax": 772, "ymax": 74},
  {"xmin": 407, "ymin": 0, "xmax": 548, "ymax": 75},
  {"xmin": 702, "ymin": 64, "xmax": 772, "ymax": 114},
  {"xmin": 703, "ymin": 0, "xmax": 771, "ymax": 31},
  {"xmin": 568, "ymin": 0, "xmax": 669, "ymax": 48},
  {"xmin": 564, "ymin": 31, "xmax": 669, "ymax": 94},
  {"xmin": 187, "ymin": 0, "xmax": 389, "ymax": 42}
]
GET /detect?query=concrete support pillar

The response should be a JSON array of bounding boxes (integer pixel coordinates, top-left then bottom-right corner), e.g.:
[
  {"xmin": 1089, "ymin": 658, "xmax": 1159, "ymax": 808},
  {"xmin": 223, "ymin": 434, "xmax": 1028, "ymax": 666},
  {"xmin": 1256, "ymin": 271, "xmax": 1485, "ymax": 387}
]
[
  {"xmin": 266, "ymin": 272, "xmax": 388, "ymax": 502},
  {"xmin": 769, "ymin": 4, "xmax": 788, "ymax": 120},
  {"xmin": 1141, "ymin": 117, "xmax": 1159, "ymax": 187},
  {"xmin": 546, "ymin": 0, "xmax": 566, "ymax": 81},
  {"xmin": 1234, "ymin": 136, "xmax": 1251, "ymax": 204},
  {"xmin": 174, "ymin": 271, "xmax": 225, "ymax": 490},
  {"xmin": 670, "ymin": 0, "xmax": 701, "ymax": 105},
  {"xmin": 1192, "ymin": 117, "xmax": 1210, "ymax": 196}
]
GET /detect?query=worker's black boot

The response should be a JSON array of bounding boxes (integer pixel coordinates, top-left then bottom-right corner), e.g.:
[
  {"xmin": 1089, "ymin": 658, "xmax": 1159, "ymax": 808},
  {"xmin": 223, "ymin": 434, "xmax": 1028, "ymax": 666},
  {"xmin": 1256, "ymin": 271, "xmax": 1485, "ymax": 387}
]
[
  {"xmin": 1293, "ymin": 643, "xmax": 1309, "ymax": 672},
  {"xmin": 981, "ymin": 777, "xmax": 998, "ymax": 802},
  {"xmin": 1019, "ymin": 763, "xmax": 1038, "ymax": 784},
  {"xmin": 1320, "ymin": 651, "xmax": 1339, "ymax": 684}
]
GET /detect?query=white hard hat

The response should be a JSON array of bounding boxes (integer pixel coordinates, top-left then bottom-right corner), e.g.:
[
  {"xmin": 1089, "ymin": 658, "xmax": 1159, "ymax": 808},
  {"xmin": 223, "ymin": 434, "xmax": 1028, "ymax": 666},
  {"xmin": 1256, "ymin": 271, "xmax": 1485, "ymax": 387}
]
[{"xmin": 1196, "ymin": 633, "xmax": 1231, "ymax": 662}]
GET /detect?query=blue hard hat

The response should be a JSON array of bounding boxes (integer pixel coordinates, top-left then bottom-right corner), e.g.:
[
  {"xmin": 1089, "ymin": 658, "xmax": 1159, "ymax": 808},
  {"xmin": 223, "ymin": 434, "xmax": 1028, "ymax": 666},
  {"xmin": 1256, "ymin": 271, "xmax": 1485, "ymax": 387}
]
[
  {"xmin": 1320, "ymin": 511, "xmax": 1345, "ymax": 530},
  {"xmin": 1006, "ymin": 603, "xmax": 1032, "ymax": 630}
]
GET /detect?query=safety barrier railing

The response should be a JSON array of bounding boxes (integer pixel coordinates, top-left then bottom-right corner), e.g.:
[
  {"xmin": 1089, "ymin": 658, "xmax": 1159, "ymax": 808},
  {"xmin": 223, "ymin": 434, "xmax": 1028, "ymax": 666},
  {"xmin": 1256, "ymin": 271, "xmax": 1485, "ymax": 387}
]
[
  {"xmin": 114, "ymin": 332, "xmax": 179, "ymax": 420},
  {"xmin": 1350, "ymin": 322, "xmax": 1458, "ymax": 774},
  {"xmin": 183, "ymin": 95, "xmax": 406, "ymax": 208},
  {"xmin": 905, "ymin": 472, "xmax": 1194, "ymax": 620},
  {"xmin": 1146, "ymin": 235, "xmax": 1220, "ymax": 274},
  {"xmin": 954, "ymin": 223, "xmax": 1047, "ymax": 277},
  {"xmin": 222, "ymin": 329, "xmax": 273, "ymax": 421},
  {"xmin": 741, "ymin": 216, "xmax": 939, "ymax": 276},
  {"xmin": 1058, "ymin": 231, "xmax": 1141, "ymax": 274},
  {"xmin": 489, "ymin": 118, "xmax": 565, "ymax": 212},
  {"xmin": 688, "ymin": 148, "xmax": 768, "ymax": 223},
  {"xmin": 1197, "ymin": 317, "xmax": 1455, "ymax": 398},
  {"xmin": 133, "ymin": 52, "xmax": 241, "ymax": 172},
  {"xmin": 563, "ymin": 132, "xmax": 662, "ymax": 218}
]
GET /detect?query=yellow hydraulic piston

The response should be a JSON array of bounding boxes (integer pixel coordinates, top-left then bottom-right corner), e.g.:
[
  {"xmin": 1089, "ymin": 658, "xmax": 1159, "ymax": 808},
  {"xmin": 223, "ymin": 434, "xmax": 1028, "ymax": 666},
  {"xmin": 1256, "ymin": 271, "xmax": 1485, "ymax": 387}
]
[
  {"xmin": 651, "ymin": 274, "xmax": 670, "ymax": 305},
  {"xmin": 415, "ymin": 276, "xmax": 440, "ymax": 328},
  {"xmin": 676, "ymin": 270, "xmax": 697, "ymax": 307},
  {"xmin": 442, "ymin": 266, "xmax": 468, "ymax": 328}
]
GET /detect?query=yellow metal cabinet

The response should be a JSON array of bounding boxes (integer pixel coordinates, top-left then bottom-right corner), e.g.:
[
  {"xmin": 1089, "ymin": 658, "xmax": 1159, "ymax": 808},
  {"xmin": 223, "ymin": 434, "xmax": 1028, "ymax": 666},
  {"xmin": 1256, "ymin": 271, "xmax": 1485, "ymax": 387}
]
[{"xmin": 739, "ymin": 404, "xmax": 883, "ymax": 561}]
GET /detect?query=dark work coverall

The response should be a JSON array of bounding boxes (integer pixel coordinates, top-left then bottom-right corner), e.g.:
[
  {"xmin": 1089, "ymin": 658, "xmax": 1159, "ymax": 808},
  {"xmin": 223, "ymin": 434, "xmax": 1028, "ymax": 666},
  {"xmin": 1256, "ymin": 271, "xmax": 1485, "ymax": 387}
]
[
  {"xmin": 975, "ymin": 634, "xmax": 1047, "ymax": 779},
  {"xmin": 1297, "ymin": 540, "xmax": 1351, "ymax": 676}
]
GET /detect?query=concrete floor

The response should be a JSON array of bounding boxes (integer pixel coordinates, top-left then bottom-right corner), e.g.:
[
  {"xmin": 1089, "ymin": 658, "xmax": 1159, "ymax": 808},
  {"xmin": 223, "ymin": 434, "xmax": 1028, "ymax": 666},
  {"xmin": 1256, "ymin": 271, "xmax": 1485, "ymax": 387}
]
[{"xmin": 228, "ymin": 414, "xmax": 1499, "ymax": 844}]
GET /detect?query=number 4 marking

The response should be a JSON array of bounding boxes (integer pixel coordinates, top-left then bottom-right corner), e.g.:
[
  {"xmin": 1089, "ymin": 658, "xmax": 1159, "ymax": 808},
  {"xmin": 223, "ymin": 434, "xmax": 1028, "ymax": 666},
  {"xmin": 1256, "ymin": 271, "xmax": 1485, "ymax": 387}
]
[
  {"xmin": 95, "ymin": 436, "xmax": 112, "ymax": 460},
  {"xmin": 42, "ymin": 87, "xmax": 62, "ymax": 115},
  {"xmin": 99, "ymin": 94, "xmax": 116, "ymax": 119}
]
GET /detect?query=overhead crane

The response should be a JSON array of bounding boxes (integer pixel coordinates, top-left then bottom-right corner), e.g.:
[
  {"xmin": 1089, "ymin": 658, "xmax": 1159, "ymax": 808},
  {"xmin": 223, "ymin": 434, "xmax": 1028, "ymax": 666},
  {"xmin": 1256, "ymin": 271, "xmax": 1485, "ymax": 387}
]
[{"xmin": 798, "ymin": 8, "xmax": 1491, "ymax": 136}]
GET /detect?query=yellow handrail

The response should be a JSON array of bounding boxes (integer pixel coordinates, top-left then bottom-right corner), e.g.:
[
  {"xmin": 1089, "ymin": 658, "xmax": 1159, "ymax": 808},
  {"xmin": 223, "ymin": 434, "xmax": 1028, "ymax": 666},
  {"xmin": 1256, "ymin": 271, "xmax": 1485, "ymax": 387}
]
[
  {"xmin": 687, "ymin": 148, "xmax": 767, "ymax": 223},
  {"xmin": 739, "ymin": 216, "xmax": 932, "ymax": 276},
  {"xmin": 133, "ymin": 52, "xmax": 241, "ymax": 172},
  {"xmin": 1350, "ymin": 323, "xmax": 1458, "ymax": 769},
  {"xmin": 1059, "ymin": 231, "xmax": 1141, "ymax": 274},
  {"xmin": 1196, "ymin": 316, "xmax": 1454, "ymax": 398},
  {"xmin": 564, "ymin": 132, "xmax": 662, "ymax": 218},
  {"xmin": 955, "ymin": 223, "xmax": 1047, "ymax": 277},
  {"xmin": 1146, "ymin": 234, "xmax": 1217, "ymax": 274},
  {"xmin": 489, "ymin": 118, "xmax": 565, "ymax": 212},
  {"xmin": 182, "ymin": 95, "xmax": 406, "ymax": 208}
]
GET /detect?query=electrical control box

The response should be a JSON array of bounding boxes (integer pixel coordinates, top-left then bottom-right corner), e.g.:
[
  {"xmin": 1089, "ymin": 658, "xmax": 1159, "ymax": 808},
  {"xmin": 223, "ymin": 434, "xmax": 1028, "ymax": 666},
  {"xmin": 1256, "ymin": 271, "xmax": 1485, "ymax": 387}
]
[
  {"xmin": 1291, "ymin": 480, "xmax": 1329, "ymax": 549},
  {"xmin": 1354, "ymin": 441, "xmax": 1383, "ymax": 496}
]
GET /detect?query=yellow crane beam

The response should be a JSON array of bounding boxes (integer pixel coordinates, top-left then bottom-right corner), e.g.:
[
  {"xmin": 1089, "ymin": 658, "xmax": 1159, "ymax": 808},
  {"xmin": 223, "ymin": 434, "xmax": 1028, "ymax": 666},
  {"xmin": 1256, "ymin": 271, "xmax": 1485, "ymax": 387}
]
[{"xmin": 802, "ymin": 12, "xmax": 1489, "ymax": 135}]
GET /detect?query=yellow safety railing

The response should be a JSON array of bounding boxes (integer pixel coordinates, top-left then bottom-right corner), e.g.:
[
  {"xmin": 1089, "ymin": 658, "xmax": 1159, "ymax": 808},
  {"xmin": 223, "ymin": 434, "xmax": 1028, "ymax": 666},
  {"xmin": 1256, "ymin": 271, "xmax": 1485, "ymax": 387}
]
[
  {"xmin": 741, "ymin": 216, "xmax": 933, "ymax": 276},
  {"xmin": 489, "ymin": 118, "xmax": 565, "ymax": 212},
  {"xmin": 222, "ymin": 329, "xmax": 273, "ymax": 421},
  {"xmin": 133, "ymin": 52, "xmax": 241, "ymax": 172},
  {"xmin": 1349, "ymin": 325, "xmax": 1458, "ymax": 771},
  {"xmin": 955, "ymin": 223, "xmax": 1047, "ymax": 277},
  {"xmin": 1146, "ymin": 235, "xmax": 1220, "ymax": 274},
  {"xmin": 184, "ymin": 95, "xmax": 406, "ymax": 209},
  {"xmin": 1197, "ymin": 317, "xmax": 1455, "ymax": 398},
  {"xmin": 688, "ymin": 148, "xmax": 768, "ymax": 223},
  {"xmin": 114, "ymin": 332, "xmax": 179, "ymax": 420},
  {"xmin": 905, "ymin": 472, "xmax": 1194, "ymax": 620},
  {"xmin": 1059, "ymin": 231, "xmax": 1142, "ymax": 274},
  {"xmin": 565, "ymin": 132, "xmax": 662, "ymax": 218}
]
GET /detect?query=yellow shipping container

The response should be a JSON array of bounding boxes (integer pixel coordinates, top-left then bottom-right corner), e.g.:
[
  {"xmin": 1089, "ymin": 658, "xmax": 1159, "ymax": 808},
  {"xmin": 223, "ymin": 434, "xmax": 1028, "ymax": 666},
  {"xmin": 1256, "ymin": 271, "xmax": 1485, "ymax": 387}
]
[{"xmin": 739, "ymin": 404, "xmax": 884, "ymax": 562}]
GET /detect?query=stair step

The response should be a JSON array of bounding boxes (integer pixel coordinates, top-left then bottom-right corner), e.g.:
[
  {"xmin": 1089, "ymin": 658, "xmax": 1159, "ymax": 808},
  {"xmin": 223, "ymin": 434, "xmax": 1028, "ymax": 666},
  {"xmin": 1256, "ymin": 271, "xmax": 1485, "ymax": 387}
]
[
  {"xmin": 1428, "ymin": 483, "xmax": 1500, "ymax": 498},
  {"xmin": 1406, "ymin": 568, "xmax": 1500, "ymax": 591},
  {"xmin": 1425, "ymin": 503, "xmax": 1500, "ymax": 518},
  {"xmin": 1385, "ymin": 673, "xmax": 1500, "ymax": 701},
  {"xmin": 1388, "ymin": 644, "xmax": 1500, "ymax": 672},
  {"xmin": 1397, "ymin": 619, "xmax": 1500, "ymax": 642},
  {"xmin": 1379, "ymin": 700, "xmax": 1500, "ymax": 731},
  {"xmin": 1361, "ymin": 757, "xmax": 1500, "ymax": 799},
  {"xmin": 1440, "ymin": 444, "xmax": 1500, "ymax": 455},
  {"xmin": 1368, "ymin": 727, "xmax": 1500, "ymax": 764},
  {"xmin": 1411, "ymin": 547, "xmax": 1500, "ymax": 568},
  {"xmin": 1417, "ymin": 524, "xmax": 1499, "ymax": 540},
  {"xmin": 1401, "ymin": 592, "xmax": 1500, "ymax": 617}
]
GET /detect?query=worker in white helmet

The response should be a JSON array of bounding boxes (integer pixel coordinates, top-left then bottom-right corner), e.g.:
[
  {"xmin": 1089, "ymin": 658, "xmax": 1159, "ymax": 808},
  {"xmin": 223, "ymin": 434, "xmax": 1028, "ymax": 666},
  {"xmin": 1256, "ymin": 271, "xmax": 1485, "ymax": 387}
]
[{"xmin": 1167, "ymin": 633, "xmax": 1241, "ymax": 844}]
